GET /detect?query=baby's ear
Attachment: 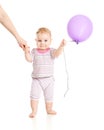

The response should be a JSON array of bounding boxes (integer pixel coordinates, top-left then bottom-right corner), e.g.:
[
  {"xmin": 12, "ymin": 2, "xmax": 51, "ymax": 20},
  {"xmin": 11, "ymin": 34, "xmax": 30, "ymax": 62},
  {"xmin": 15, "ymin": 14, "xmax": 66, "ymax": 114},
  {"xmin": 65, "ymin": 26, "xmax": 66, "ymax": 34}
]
[{"xmin": 35, "ymin": 39, "xmax": 37, "ymax": 42}]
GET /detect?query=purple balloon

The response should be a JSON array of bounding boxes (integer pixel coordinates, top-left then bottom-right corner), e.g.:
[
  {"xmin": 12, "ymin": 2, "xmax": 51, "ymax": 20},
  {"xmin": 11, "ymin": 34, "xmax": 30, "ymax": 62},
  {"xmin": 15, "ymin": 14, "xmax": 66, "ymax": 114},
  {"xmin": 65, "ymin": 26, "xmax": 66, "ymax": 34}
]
[{"xmin": 67, "ymin": 15, "xmax": 93, "ymax": 43}]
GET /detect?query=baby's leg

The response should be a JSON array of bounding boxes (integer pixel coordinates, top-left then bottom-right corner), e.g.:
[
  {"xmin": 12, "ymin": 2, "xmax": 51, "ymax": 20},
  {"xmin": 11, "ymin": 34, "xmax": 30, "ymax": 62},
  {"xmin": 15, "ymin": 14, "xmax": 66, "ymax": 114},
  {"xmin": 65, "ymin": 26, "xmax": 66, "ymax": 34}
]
[
  {"xmin": 45, "ymin": 102, "xmax": 57, "ymax": 115},
  {"xmin": 29, "ymin": 78, "xmax": 41, "ymax": 118},
  {"xmin": 29, "ymin": 100, "xmax": 39, "ymax": 118},
  {"xmin": 44, "ymin": 77, "xmax": 56, "ymax": 115}
]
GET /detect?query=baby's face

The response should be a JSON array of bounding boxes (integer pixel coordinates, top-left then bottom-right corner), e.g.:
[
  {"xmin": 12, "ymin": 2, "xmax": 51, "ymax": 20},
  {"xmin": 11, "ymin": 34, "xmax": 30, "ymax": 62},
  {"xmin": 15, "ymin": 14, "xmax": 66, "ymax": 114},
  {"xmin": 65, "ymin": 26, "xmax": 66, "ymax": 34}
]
[{"xmin": 36, "ymin": 33, "xmax": 51, "ymax": 50}]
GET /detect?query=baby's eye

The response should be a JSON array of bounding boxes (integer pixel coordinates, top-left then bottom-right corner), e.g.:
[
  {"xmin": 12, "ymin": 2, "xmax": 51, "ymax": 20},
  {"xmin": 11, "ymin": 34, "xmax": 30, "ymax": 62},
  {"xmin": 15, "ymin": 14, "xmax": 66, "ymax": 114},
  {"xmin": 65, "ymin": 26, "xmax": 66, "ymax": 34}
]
[
  {"xmin": 38, "ymin": 40, "xmax": 42, "ymax": 42},
  {"xmin": 45, "ymin": 40, "xmax": 48, "ymax": 42}
]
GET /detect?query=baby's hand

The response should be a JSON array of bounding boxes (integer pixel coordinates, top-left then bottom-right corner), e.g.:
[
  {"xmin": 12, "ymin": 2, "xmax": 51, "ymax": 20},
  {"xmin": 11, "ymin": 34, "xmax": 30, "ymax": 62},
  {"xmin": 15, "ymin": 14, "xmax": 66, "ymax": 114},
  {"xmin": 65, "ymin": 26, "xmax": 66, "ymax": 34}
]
[
  {"xmin": 24, "ymin": 45, "xmax": 30, "ymax": 53},
  {"xmin": 60, "ymin": 39, "xmax": 66, "ymax": 47}
]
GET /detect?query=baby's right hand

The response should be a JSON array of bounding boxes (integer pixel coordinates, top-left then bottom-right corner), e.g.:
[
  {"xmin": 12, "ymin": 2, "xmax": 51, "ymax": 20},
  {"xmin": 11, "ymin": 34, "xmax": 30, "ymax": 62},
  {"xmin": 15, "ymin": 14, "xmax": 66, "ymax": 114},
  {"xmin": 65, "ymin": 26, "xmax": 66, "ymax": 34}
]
[{"xmin": 24, "ymin": 45, "xmax": 30, "ymax": 53}]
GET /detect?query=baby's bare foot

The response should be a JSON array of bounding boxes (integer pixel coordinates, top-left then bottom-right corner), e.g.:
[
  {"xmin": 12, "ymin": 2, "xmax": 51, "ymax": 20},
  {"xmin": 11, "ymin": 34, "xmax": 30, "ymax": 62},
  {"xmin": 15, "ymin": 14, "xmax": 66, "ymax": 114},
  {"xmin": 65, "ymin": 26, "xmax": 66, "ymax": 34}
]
[
  {"xmin": 47, "ymin": 110, "xmax": 57, "ymax": 115},
  {"xmin": 29, "ymin": 112, "xmax": 35, "ymax": 118}
]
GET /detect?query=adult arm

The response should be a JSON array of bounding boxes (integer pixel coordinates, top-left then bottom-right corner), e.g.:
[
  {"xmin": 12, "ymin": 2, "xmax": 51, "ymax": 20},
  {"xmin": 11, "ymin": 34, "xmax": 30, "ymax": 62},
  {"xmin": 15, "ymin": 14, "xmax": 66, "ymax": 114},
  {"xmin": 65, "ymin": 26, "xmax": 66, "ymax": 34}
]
[{"xmin": 0, "ymin": 5, "xmax": 27, "ymax": 49}]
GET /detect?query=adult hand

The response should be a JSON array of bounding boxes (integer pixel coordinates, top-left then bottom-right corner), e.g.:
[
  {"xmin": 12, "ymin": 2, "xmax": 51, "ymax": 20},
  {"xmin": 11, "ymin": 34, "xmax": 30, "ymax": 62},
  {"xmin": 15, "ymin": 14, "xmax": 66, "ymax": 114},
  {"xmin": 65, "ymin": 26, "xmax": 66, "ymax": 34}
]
[{"xmin": 17, "ymin": 37, "xmax": 27, "ymax": 51}]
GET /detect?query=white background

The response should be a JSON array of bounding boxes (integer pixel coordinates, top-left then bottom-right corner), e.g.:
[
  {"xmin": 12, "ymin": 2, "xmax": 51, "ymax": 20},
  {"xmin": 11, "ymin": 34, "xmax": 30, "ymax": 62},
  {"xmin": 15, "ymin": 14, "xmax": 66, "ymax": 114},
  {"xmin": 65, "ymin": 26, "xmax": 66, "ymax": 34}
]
[{"xmin": 0, "ymin": 0, "xmax": 104, "ymax": 130}]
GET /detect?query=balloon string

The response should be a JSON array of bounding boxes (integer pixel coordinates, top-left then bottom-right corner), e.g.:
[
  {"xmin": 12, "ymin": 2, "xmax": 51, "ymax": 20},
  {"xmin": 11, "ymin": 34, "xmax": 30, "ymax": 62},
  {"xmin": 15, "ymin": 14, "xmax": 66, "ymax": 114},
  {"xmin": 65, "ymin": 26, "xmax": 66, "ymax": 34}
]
[
  {"xmin": 66, "ymin": 40, "xmax": 78, "ymax": 44},
  {"xmin": 63, "ymin": 48, "xmax": 70, "ymax": 97}
]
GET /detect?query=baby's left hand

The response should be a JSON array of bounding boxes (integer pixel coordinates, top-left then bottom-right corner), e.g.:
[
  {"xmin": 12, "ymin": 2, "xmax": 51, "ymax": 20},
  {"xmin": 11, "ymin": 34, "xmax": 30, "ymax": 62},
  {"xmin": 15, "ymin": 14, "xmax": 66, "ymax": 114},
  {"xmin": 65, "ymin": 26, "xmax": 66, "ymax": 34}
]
[{"xmin": 60, "ymin": 39, "xmax": 66, "ymax": 47}]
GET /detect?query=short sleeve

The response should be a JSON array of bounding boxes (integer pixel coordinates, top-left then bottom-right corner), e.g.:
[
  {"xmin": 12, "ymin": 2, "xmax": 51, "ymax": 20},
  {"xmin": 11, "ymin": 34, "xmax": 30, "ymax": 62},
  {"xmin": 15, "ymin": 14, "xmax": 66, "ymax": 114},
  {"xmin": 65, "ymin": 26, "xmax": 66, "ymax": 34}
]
[
  {"xmin": 50, "ymin": 48, "xmax": 56, "ymax": 59},
  {"xmin": 31, "ymin": 48, "xmax": 35, "ymax": 61}
]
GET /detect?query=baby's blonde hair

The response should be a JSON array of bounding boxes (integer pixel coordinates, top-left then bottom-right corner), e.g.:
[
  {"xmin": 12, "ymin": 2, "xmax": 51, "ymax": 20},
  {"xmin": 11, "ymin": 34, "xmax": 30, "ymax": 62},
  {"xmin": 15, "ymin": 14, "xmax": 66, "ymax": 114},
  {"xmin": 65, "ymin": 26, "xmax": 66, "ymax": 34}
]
[{"xmin": 36, "ymin": 27, "xmax": 51, "ymax": 37}]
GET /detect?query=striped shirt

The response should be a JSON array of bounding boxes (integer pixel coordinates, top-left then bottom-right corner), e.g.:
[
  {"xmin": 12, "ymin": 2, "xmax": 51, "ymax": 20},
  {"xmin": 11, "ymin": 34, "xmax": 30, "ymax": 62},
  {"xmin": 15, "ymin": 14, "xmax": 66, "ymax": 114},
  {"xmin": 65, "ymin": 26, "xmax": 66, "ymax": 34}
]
[{"xmin": 31, "ymin": 48, "xmax": 56, "ymax": 78}]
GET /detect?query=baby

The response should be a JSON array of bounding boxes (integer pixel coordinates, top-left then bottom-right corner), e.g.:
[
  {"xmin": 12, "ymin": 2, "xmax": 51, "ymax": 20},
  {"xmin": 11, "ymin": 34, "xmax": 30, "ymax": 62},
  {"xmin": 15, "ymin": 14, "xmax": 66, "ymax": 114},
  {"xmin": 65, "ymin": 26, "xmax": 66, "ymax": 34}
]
[{"xmin": 24, "ymin": 27, "xmax": 66, "ymax": 118}]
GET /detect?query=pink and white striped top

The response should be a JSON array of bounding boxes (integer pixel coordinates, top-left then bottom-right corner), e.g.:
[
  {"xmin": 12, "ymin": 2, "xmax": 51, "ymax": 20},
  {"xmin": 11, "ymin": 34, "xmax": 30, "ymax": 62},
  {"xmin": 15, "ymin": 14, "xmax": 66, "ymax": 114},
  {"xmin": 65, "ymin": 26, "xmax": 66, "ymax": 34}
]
[{"xmin": 31, "ymin": 48, "xmax": 56, "ymax": 78}]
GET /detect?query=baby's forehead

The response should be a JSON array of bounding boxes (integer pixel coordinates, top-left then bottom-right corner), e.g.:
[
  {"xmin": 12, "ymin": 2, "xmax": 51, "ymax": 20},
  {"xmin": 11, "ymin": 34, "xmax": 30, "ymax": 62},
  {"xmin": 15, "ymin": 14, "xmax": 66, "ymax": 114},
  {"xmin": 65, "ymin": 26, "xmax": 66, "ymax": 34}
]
[
  {"xmin": 38, "ymin": 32, "xmax": 50, "ymax": 35},
  {"xmin": 37, "ymin": 32, "xmax": 51, "ymax": 37}
]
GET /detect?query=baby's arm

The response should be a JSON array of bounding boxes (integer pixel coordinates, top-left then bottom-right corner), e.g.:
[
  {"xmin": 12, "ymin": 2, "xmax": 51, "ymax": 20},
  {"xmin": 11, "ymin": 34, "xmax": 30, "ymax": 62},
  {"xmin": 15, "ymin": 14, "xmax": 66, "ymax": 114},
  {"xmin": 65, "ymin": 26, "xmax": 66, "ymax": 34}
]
[
  {"xmin": 24, "ymin": 46, "xmax": 32, "ymax": 62},
  {"xmin": 53, "ymin": 39, "xmax": 66, "ymax": 57}
]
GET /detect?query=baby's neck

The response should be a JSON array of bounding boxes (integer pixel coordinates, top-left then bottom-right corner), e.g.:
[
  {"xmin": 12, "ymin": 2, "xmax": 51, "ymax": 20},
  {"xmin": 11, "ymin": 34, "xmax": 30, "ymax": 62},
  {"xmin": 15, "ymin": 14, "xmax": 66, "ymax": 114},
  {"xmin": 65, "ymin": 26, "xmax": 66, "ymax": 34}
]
[{"xmin": 37, "ymin": 48, "xmax": 50, "ymax": 53}]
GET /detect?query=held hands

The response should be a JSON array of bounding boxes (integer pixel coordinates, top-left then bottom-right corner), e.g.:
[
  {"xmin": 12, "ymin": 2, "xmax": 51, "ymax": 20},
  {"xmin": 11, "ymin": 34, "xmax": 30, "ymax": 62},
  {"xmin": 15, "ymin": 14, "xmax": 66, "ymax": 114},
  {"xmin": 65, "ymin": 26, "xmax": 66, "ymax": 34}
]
[
  {"xmin": 24, "ymin": 44, "xmax": 32, "ymax": 62},
  {"xmin": 17, "ymin": 38, "xmax": 27, "ymax": 51},
  {"xmin": 24, "ymin": 44, "xmax": 30, "ymax": 54},
  {"xmin": 18, "ymin": 39, "xmax": 30, "ymax": 54}
]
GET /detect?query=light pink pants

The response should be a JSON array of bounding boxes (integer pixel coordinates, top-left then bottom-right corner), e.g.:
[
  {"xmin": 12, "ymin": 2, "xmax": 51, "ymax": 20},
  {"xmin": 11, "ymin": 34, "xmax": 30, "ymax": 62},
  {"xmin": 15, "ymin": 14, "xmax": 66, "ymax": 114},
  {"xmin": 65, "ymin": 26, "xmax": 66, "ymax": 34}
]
[{"xmin": 30, "ymin": 76, "xmax": 55, "ymax": 102}]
